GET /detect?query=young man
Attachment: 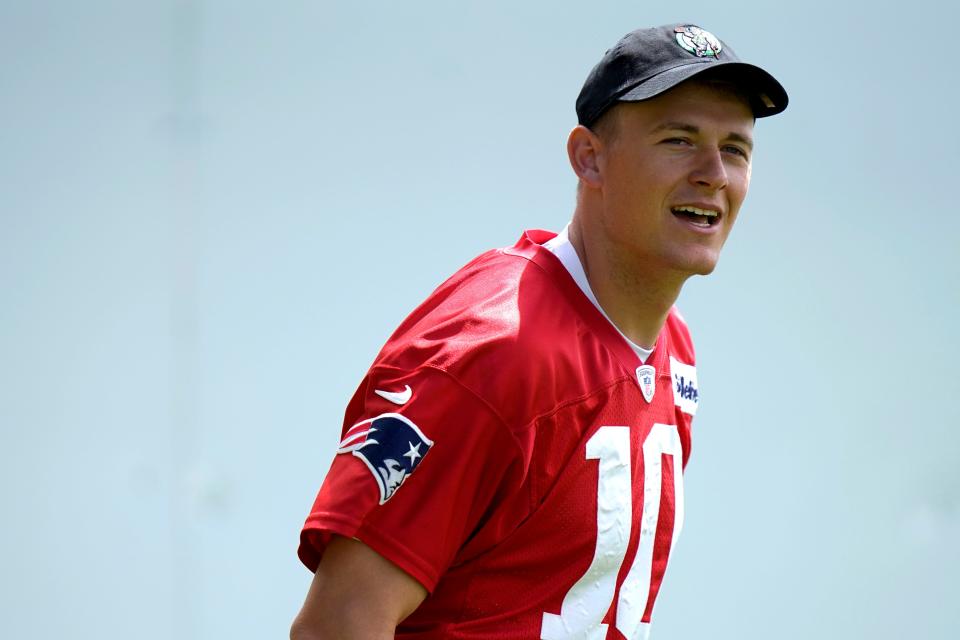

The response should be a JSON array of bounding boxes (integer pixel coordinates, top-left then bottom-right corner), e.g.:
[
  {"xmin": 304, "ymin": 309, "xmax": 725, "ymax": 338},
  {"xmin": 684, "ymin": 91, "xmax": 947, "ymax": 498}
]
[{"xmin": 291, "ymin": 24, "xmax": 787, "ymax": 640}]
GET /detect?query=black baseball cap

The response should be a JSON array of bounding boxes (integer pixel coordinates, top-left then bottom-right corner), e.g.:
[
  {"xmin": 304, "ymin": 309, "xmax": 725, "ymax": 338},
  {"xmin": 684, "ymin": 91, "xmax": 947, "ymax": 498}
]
[{"xmin": 576, "ymin": 24, "xmax": 788, "ymax": 127}]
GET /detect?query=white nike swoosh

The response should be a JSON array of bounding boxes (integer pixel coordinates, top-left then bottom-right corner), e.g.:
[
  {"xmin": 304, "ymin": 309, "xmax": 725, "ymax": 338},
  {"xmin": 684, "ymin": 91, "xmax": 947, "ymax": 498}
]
[{"xmin": 374, "ymin": 385, "xmax": 412, "ymax": 405}]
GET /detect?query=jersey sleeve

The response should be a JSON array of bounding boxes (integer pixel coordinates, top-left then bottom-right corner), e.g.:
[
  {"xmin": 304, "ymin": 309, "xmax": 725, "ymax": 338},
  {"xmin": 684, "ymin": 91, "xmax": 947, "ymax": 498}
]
[{"xmin": 298, "ymin": 364, "xmax": 525, "ymax": 592}]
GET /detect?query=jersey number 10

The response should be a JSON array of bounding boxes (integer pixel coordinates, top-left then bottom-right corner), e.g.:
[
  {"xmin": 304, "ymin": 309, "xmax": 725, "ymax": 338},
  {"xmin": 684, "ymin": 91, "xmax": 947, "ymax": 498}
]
[{"xmin": 540, "ymin": 424, "xmax": 684, "ymax": 640}]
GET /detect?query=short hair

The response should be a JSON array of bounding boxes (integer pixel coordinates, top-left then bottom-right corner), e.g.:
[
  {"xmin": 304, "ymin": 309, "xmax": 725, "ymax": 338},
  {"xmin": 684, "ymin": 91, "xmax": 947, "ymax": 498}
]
[{"xmin": 588, "ymin": 105, "xmax": 620, "ymax": 143}]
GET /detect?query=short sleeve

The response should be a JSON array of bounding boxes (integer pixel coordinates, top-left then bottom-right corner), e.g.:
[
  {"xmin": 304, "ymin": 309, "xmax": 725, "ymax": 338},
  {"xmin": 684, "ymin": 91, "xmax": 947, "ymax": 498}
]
[{"xmin": 298, "ymin": 365, "xmax": 524, "ymax": 592}]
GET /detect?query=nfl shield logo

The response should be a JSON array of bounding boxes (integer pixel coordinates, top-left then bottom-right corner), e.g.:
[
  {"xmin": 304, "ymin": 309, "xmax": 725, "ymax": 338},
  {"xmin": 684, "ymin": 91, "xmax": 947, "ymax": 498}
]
[{"xmin": 636, "ymin": 365, "xmax": 656, "ymax": 403}]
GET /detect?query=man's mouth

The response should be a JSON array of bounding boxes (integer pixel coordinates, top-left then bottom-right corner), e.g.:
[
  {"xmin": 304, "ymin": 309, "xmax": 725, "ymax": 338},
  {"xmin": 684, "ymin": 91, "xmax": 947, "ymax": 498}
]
[{"xmin": 671, "ymin": 205, "xmax": 721, "ymax": 228}]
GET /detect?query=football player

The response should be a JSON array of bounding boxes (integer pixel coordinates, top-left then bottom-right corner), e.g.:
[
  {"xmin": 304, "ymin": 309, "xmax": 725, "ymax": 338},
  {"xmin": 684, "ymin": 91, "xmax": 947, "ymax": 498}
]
[{"xmin": 291, "ymin": 23, "xmax": 787, "ymax": 640}]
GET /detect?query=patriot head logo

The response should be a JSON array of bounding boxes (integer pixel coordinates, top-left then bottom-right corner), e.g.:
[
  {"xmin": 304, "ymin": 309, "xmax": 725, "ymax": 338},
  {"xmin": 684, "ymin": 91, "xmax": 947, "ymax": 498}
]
[{"xmin": 337, "ymin": 412, "xmax": 434, "ymax": 504}]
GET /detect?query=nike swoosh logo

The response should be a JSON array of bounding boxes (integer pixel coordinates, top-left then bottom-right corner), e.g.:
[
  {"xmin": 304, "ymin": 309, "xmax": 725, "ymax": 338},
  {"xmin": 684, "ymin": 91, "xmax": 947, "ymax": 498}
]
[{"xmin": 374, "ymin": 385, "xmax": 412, "ymax": 405}]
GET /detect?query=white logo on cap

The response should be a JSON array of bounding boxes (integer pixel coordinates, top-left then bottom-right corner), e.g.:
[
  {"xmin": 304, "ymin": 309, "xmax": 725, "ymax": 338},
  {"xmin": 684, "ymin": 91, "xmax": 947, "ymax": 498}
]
[{"xmin": 674, "ymin": 25, "xmax": 722, "ymax": 58}]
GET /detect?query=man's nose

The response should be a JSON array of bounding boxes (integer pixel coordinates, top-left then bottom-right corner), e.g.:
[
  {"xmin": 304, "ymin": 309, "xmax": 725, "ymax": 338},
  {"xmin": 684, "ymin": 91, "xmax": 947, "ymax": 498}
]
[{"xmin": 688, "ymin": 149, "xmax": 728, "ymax": 191}]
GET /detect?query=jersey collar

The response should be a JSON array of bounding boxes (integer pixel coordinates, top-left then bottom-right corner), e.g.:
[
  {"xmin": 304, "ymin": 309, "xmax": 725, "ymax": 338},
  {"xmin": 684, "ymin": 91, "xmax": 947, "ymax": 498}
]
[{"xmin": 503, "ymin": 229, "xmax": 672, "ymax": 381}]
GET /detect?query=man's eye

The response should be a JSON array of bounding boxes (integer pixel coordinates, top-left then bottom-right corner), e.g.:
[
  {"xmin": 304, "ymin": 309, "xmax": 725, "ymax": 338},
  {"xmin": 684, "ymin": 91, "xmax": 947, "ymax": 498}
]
[
  {"xmin": 723, "ymin": 145, "xmax": 749, "ymax": 159},
  {"xmin": 662, "ymin": 137, "xmax": 691, "ymax": 145}
]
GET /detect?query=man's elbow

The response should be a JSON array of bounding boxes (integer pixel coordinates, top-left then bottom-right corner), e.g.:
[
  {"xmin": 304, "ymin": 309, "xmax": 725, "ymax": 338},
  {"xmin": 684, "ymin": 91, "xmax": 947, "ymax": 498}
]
[
  {"xmin": 290, "ymin": 614, "xmax": 322, "ymax": 640},
  {"xmin": 290, "ymin": 611, "xmax": 344, "ymax": 640},
  {"xmin": 290, "ymin": 608, "xmax": 397, "ymax": 640}
]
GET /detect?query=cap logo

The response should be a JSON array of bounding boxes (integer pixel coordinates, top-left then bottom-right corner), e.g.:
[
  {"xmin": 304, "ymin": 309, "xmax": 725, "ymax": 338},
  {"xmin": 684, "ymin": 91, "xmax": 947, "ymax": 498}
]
[{"xmin": 674, "ymin": 25, "xmax": 722, "ymax": 58}]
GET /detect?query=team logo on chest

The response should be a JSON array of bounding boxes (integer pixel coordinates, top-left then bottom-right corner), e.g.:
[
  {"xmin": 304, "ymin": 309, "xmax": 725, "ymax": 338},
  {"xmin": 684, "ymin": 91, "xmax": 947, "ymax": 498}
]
[
  {"xmin": 337, "ymin": 412, "xmax": 434, "ymax": 504},
  {"xmin": 669, "ymin": 356, "xmax": 699, "ymax": 416},
  {"xmin": 636, "ymin": 364, "xmax": 657, "ymax": 404}
]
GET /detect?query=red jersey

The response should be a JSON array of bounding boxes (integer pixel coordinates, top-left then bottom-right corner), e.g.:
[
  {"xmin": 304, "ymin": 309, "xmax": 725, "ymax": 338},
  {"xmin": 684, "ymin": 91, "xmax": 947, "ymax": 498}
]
[{"xmin": 299, "ymin": 230, "xmax": 700, "ymax": 639}]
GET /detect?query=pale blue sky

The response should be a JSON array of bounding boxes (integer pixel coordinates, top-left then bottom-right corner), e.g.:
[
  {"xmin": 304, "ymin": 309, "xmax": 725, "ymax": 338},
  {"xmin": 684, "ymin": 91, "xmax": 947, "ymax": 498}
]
[{"xmin": 2, "ymin": 1, "xmax": 958, "ymax": 638}]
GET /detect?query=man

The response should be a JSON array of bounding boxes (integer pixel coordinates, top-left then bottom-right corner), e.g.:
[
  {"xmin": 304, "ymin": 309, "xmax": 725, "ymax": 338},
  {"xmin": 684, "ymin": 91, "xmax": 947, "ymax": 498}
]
[{"xmin": 291, "ymin": 24, "xmax": 787, "ymax": 639}]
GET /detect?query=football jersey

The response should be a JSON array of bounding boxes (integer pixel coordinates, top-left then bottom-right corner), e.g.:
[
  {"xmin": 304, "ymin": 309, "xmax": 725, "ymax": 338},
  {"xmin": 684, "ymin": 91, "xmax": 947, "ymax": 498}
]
[{"xmin": 299, "ymin": 230, "xmax": 699, "ymax": 639}]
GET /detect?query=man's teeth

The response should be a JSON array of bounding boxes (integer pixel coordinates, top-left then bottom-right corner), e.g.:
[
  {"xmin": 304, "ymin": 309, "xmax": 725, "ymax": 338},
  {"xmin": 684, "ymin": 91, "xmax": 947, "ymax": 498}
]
[
  {"xmin": 672, "ymin": 205, "xmax": 720, "ymax": 227},
  {"xmin": 673, "ymin": 206, "xmax": 719, "ymax": 217}
]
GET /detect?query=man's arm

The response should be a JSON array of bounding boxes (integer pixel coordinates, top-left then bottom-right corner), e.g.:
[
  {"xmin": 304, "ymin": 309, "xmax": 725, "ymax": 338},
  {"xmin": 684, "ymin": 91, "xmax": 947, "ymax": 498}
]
[{"xmin": 290, "ymin": 535, "xmax": 428, "ymax": 640}]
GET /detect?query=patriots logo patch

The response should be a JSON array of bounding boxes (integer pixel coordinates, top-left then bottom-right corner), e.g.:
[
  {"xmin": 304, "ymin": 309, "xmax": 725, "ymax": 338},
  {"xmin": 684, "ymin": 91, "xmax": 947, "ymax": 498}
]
[{"xmin": 337, "ymin": 412, "xmax": 434, "ymax": 504}]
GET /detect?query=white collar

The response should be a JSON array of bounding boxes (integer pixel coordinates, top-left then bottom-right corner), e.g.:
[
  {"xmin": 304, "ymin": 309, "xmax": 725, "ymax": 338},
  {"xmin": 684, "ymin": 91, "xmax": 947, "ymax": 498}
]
[{"xmin": 543, "ymin": 224, "xmax": 654, "ymax": 363}]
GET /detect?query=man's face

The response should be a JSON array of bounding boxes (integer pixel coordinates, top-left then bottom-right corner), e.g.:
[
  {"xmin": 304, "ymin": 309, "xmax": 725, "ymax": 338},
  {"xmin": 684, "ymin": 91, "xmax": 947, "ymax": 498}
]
[{"xmin": 594, "ymin": 80, "xmax": 755, "ymax": 278}]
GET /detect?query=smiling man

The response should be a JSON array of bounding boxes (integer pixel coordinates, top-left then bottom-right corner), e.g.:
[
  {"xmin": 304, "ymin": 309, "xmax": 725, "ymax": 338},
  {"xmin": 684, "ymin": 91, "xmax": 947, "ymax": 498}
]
[{"xmin": 292, "ymin": 24, "xmax": 787, "ymax": 640}]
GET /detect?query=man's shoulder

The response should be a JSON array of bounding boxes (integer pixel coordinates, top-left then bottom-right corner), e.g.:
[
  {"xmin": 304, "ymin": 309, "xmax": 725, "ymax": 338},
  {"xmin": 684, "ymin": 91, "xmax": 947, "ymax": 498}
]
[
  {"xmin": 372, "ymin": 231, "xmax": 612, "ymax": 426},
  {"xmin": 664, "ymin": 306, "xmax": 696, "ymax": 365},
  {"xmin": 383, "ymin": 233, "xmax": 574, "ymax": 357}
]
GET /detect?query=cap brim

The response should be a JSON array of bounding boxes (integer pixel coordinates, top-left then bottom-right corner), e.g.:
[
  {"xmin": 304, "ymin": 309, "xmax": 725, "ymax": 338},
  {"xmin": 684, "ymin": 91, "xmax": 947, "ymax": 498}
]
[{"xmin": 618, "ymin": 61, "xmax": 788, "ymax": 118}]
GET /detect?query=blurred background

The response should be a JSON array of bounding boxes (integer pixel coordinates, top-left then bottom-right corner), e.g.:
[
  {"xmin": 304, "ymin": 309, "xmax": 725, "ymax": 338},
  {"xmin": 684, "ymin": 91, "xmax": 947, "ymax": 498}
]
[{"xmin": 2, "ymin": 1, "xmax": 958, "ymax": 638}]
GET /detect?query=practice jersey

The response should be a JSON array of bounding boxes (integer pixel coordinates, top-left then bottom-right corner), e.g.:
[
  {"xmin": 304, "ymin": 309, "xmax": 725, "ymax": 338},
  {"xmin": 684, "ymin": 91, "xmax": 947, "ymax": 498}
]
[{"xmin": 299, "ymin": 230, "xmax": 700, "ymax": 639}]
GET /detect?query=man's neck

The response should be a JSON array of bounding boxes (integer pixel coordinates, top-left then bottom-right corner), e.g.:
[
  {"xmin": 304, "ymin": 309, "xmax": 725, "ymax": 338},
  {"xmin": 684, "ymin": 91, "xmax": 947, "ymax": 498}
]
[{"xmin": 567, "ymin": 218, "xmax": 686, "ymax": 349}]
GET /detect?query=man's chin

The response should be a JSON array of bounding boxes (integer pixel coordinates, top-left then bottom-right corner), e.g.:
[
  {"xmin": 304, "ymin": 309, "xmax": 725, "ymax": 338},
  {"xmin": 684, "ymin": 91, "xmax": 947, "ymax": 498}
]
[
  {"xmin": 692, "ymin": 260, "xmax": 720, "ymax": 276},
  {"xmin": 673, "ymin": 251, "xmax": 721, "ymax": 277}
]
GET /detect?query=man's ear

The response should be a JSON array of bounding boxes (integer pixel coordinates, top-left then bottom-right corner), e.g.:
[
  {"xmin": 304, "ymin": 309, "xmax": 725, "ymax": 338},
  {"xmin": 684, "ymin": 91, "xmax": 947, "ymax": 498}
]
[{"xmin": 567, "ymin": 125, "xmax": 604, "ymax": 189}]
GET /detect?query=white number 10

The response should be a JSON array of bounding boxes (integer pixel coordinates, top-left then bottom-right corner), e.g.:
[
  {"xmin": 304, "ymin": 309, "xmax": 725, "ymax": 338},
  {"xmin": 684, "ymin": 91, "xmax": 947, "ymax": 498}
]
[{"xmin": 540, "ymin": 424, "xmax": 684, "ymax": 640}]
